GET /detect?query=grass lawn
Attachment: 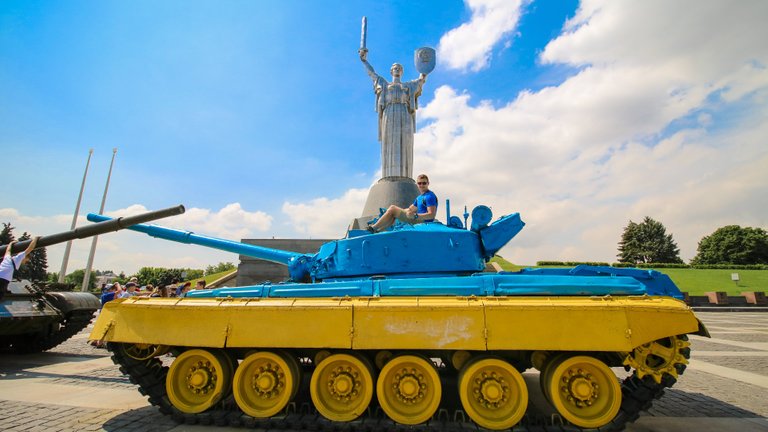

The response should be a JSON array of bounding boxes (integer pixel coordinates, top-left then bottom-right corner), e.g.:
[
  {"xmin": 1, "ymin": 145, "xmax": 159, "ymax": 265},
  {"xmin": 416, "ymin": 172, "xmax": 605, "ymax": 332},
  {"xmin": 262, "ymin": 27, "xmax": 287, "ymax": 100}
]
[
  {"xmin": 659, "ymin": 268, "xmax": 767, "ymax": 296},
  {"xmin": 188, "ymin": 269, "xmax": 236, "ymax": 286},
  {"xmin": 490, "ymin": 257, "xmax": 767, "ymax": 296}
]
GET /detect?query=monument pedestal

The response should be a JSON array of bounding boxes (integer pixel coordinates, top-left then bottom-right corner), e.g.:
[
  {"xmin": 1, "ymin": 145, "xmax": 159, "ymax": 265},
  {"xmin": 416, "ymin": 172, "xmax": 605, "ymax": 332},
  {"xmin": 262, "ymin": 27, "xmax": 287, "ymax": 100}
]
[{"xmin": 349, "ymin": 176, "xmax": 419, "ymax": 230}]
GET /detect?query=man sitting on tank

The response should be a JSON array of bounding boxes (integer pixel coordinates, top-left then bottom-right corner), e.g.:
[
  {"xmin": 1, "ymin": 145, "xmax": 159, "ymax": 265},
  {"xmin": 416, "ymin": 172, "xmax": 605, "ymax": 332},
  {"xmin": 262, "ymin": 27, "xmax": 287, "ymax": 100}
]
[
  {"xmin": 367, "ymin": 174, "xmax": 437, "ymax": 233},
  {"xmin": 0, "ymin": 236, "xmax": 39, "ymax": 300}
]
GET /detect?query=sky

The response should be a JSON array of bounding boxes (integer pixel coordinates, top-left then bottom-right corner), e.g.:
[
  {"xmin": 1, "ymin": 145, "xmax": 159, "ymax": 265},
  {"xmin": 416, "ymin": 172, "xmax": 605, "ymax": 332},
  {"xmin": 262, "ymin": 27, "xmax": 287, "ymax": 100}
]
[{"xmin": 1, "ymin": 0, "xmax": 767, "ymax": 277}]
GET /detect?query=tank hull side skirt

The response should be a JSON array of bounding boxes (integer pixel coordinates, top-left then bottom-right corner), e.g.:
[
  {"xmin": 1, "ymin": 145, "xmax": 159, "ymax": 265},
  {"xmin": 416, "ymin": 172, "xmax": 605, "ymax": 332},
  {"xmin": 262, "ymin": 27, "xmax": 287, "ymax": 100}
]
[{"xmin": 91, "ymin": 296, "xmax": 698, "ymax": 352}]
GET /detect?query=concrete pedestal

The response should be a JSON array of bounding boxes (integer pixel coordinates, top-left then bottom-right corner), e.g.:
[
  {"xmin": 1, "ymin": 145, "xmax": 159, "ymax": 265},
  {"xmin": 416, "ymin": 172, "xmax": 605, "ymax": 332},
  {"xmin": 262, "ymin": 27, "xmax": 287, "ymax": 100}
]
[
  {"xmin": 349, "ymin": 176, "xmax": 420, "ymax": 229},
  {"xmin": 236, "ymin": 239, "xmax": 330, "ymax": 286}
]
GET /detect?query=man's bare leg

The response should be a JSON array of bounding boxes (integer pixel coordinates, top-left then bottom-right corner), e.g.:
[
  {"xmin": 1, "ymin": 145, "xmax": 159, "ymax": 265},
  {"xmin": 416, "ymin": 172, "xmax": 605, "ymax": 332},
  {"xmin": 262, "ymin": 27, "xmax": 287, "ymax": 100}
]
[{"xmin": 369, "ymin": 205, "xmax": 405, "ymax": 232}]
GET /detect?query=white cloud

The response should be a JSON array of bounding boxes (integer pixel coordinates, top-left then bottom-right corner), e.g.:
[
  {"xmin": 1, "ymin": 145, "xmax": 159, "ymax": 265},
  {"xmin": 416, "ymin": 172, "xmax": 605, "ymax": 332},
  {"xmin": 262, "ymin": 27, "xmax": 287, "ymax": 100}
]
[
  {"xmin": 287, "ymin": 0, "xmax": 768, "ymax": 266},
  {"xmin": 282, "ymin": 187, "xmax": 370, "ymax": 238},
  {"xmin": 437, "ymin": 0, "xmax": 527, "ymax": 72},
  {"xmin": 1, "ymin": 203, "xmax": 274, "ymax": 276}
]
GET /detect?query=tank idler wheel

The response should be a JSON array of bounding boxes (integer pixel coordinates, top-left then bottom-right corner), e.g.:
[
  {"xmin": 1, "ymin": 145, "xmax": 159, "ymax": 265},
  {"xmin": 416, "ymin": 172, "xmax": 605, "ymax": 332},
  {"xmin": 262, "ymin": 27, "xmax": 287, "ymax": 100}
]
[
  {"xmin": 233, "ymin": 351, "xmax": 297, "ymax": 418},
  {"xmin": 458, "ymin": 357, "xmax": 528, "ymax": 430},
  {"xmin": 376, "ymin": 354, "xmax": 441, "ymax": 425},
  {"xmin": 166, "ymin": 348, "xmax": 233, "ymax": 413},
  {"xmin": 121, "ymin": 343, "xmax": 170, "ymax": 361},
  {"xmin": 310, "ymin": 353, "xmax": 374, "ymax": 422},
  {"xmin": 546, "ymin": 355, "xmax": 622, "ymax": 429}
]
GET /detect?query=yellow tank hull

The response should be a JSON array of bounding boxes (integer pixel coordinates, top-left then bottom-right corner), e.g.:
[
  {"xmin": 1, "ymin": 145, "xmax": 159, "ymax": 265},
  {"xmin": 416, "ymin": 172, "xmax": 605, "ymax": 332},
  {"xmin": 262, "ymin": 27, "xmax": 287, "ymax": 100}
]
[
  {"xmin": 90, "ymin": 295, "xmax": 705, "ymax": 431},
  {"xmin": 91, "ymin": 295, "xmax": 700, "ymax": 351}
]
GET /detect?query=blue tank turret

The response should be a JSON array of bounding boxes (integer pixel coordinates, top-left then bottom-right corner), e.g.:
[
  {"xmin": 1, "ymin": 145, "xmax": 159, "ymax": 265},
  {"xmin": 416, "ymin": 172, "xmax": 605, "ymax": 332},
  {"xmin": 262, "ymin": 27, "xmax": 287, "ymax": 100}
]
[{"xmin": 87, "ymin": 205, "xmax": 525, "ymax": 282}]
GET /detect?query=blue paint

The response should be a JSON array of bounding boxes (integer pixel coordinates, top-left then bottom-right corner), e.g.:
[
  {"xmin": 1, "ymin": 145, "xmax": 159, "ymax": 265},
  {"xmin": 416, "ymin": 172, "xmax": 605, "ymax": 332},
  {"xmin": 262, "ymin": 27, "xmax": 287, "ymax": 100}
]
[{"xmin": 87, "ymin": 207, "xmax": 684, "ymax": 300}]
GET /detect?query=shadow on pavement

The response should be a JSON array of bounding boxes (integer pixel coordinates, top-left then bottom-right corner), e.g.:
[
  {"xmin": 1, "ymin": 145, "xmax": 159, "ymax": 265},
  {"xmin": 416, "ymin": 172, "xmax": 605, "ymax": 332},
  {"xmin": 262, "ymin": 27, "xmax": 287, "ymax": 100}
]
[
  {"xmin": 103, "ymin": 405, "xmax": 177, "ymax": 432},
  {"xmin": 645, "ymin": 388, "xmax": 763, "ymax": 418}
]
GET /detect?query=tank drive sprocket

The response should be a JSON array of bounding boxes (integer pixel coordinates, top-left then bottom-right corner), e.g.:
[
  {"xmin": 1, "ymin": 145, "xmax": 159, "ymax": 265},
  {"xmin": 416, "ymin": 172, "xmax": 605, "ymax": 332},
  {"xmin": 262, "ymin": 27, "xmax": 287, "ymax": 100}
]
[{"xmin": 622, "ymin": 335, "xmax": 691, "ymax": 384}]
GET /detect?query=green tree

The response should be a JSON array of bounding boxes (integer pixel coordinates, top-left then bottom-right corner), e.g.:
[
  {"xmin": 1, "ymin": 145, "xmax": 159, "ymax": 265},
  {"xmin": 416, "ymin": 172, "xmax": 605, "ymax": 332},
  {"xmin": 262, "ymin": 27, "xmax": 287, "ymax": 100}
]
[
  {"xmin": 15, "ymin": 232, "xmax": 48, "ymax": 282},
  {"xmin": 64, "ymin": 269, "xmax": 96, "ymax": 292},
  {"xmin": 131, "ymin": 267, "xmax": 204, "ymax": 287},
  {"xmin": 205, "ymin": 262, "xmax": 236, "ymax": 275},
  {"xmin": 1, "ymin": 222, "xmax": 15, "ymax": 244},
  {"xmin": 618, "ymin": 217, "xmax": 683, "ymax": 264},
  {"xmin": 691, "ymin": 225, "xmax": 768, "ymax": 265}
]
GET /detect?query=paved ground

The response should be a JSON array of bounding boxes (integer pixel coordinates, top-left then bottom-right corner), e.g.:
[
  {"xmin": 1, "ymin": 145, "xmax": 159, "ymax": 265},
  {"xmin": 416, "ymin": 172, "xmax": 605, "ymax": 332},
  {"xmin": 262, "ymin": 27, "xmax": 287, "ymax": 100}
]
[{"xmin": 1, "ymin": 311, "xmax": 767, "ymax": 432}]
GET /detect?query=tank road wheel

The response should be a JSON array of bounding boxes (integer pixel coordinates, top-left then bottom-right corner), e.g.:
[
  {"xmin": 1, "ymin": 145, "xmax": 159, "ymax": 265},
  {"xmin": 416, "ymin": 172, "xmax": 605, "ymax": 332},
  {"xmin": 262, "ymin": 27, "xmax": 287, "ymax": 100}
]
[
  {"xmin": 310, "ymin": 353, "xmax": 374, "ymax": 421},
  {"xmin": 233, "ymin": 351, "xmax": 297, "ymax": 418},
  {"xmin": 458, "ymin": 357, "xmax": 528, "ymax": 430},
  {"xmin": 376, "ymin": 354, "xmax": 441, "ymax": 425},
  {"xmin": 546, "ymin": 355, "xmax": 621, "ymax": 428},
  {"xmin": 623, "ymin": 335, "xmax": 691, "ymax": 384},
  {"xmin": 121, "ymin": 343, "xmax": 170, "ymax": 361},
  {"xmin": 166, "ymin": 349, "xmax": 232, "ymax": 413}
]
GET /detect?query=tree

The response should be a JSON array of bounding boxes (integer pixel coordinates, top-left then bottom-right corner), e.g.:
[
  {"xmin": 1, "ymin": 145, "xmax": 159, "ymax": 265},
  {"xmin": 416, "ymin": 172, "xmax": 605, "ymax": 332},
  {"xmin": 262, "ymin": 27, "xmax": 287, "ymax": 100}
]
[
  {"xmin": 618, "ymin": 217, "xmax": 683, "ymax": 264},
  {"xmin": 65, "ymin": 269, "xmax": 96, "ymax": 292},
  {"xmin": 1, "ymin": 222, "xmax": 15, "ymax": 244},
  {"xmin": 15, "ymin": 232, "xmax": 48, "ymax": 282},
  {"xmin": 131, "ymin": 267, "xmax": 204, "ymax": 287},
  {"xmin": 205, "ymin": 262, "xmax": 236, "ymax": 275},
  {"xmin": 691, "ymin": 225, "xmax": 768, "ymax": 265}
]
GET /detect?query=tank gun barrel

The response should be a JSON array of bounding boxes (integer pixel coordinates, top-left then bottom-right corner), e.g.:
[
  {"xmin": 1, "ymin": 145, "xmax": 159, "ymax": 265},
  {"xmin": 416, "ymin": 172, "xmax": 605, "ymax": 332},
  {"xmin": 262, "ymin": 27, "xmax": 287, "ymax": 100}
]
[
  {"xmin": 1, "ymin": 205, "xmax": 186, "ymax": 256},
  {"xmin": 85, "ymin": 214, "xmax": 305, "ymax": 271}
]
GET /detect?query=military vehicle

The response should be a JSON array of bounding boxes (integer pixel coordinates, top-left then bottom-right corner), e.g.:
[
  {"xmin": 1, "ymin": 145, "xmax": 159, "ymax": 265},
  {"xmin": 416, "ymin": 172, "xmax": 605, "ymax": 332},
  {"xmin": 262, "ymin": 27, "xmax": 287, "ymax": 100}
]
[
  {"xmin": 0, "ymin": 205, "xmax": 185, "ymax": 354},
  {"xmin": 89, "ymin": 205, "xmax": 707, "ymax": 431}
]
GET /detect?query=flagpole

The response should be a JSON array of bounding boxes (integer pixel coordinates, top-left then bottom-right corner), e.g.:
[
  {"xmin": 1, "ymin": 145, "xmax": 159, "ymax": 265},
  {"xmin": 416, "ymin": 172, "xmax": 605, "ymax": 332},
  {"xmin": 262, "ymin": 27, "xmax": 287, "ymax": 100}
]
[
  {"xmin": 58, "ymin": 149, "xmax": 93, "ymax": 283},
  {"xmin": 81, "ymin": 148, "xmax": 117, "ymax": 292}
]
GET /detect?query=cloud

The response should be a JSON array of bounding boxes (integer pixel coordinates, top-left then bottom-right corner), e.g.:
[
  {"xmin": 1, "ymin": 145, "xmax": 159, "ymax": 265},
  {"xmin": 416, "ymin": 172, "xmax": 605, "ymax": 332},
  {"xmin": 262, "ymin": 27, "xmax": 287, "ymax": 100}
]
[
  {"xmin": 288, "ymin": 0, "xmax": 768, "ymax": 266},
  {"xmin": 282, "ymin": 187, "xmax": 370, "ymax": 238},
  {"xmin": 437, "ymin": 0, "xmax": 527, "ymax": 72},
  {"xmin": 1, "ymin": 203, "xmax": 274, "ymax": 276}
]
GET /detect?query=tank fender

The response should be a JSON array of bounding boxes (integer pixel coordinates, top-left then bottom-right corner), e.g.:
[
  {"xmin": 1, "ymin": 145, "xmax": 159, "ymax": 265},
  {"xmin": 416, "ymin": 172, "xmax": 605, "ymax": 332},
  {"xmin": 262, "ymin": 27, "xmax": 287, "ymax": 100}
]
[
  {"xmin": 694, "ymin": 317, "xmax": 711, "ymax": 337},
  {"xmin": 45, "ymin": 291, "xmax": 100, "ymax": 315}
]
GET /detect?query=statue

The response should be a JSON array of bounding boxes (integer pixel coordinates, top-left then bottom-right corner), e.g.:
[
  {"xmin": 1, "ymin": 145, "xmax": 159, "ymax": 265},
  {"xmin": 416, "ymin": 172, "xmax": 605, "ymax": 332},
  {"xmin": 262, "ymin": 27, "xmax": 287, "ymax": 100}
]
[{"xmin": 358, "ymin": 17, "xmax": 435, "ymax": 178}]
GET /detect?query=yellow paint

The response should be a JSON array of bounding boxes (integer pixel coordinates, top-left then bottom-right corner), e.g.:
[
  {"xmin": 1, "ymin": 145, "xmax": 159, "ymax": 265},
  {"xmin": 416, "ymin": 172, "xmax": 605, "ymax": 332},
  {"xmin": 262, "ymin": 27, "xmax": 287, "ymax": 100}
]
[{"xmin": 90, "ymin": 295, "xmax": 699, "ymax": 352}]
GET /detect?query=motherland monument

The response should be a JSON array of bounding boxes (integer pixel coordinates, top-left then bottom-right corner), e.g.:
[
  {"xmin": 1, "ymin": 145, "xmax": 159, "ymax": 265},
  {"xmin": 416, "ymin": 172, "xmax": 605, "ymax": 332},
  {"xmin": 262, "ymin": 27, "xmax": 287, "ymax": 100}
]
[{"xmin": 352, "ymin": 16, "xmax": 436, "ymax": 229}]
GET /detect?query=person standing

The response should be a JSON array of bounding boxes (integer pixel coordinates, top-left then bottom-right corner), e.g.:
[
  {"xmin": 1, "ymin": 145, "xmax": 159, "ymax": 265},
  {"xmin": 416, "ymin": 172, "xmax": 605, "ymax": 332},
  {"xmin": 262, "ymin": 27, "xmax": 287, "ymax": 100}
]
[{"xmin": 0, "ymin": 237, "xmax": 39, "ymax": 299}]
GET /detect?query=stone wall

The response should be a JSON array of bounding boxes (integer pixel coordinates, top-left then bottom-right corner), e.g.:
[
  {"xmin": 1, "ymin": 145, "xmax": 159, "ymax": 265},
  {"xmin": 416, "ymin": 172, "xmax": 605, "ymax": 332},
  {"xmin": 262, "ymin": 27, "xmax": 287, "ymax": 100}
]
[{"xmin": 236, "ymin": 239, "xmax": 330, "ymax": 286}]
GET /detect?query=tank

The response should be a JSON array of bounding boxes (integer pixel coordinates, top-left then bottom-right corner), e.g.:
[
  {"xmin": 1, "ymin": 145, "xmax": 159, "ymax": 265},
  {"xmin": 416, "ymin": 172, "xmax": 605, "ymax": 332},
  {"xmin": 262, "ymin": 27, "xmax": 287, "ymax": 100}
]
[
  {"xmin": 0, "ymin": 205, "xmax": 185, "ymax": 354},
  {"xmin": 88, "ymin": 205, "xmax": 708, "ymax": 431}
]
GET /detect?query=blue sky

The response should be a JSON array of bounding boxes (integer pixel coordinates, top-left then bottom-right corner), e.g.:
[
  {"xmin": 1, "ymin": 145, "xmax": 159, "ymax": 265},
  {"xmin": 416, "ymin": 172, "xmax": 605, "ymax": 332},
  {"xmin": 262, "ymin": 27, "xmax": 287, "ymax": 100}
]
[{"xmin": 2, "ymin": 0, "xmax": 767, "ymax": 275}]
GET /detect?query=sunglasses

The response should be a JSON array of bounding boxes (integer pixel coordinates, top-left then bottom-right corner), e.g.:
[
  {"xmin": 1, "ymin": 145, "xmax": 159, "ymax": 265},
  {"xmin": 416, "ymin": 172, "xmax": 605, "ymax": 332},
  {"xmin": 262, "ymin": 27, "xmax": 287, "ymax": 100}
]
[{"xmin": 417, "ymin": 182, "xmax": 428, "ymax": 185}]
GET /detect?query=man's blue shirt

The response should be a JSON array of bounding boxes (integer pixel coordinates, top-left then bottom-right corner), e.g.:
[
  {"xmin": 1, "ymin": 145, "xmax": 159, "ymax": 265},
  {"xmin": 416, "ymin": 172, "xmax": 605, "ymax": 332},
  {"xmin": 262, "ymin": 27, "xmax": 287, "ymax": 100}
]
[{"xmin": 413, "ymin": 190, "xmax": 438, "ymax": 221}]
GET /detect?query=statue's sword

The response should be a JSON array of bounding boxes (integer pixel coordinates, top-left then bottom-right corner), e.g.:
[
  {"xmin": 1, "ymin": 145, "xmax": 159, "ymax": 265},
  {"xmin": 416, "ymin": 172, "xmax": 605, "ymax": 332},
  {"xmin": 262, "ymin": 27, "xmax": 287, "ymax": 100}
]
[{"xmin": 361, "ymin": 16, "xmax": 367, "ymax": 49}]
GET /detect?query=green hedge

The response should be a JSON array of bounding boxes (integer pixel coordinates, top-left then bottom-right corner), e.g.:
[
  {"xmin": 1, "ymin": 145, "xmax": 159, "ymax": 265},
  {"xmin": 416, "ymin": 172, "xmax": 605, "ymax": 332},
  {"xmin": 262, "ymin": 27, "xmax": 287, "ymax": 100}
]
[
  {"xmin": 690, "ymin": 264, "xmax": 768, "ymax": 270},
  {"xmin": 536, "ymin": 261, "xmax": 611, "ymax": 267},
  {"xmin": 538, "ymin": 261, "xmax": 767, "ymax": 270},
  {"xmin": 612, "ymin": 262, "xmax": 691, "ymax": 269}
]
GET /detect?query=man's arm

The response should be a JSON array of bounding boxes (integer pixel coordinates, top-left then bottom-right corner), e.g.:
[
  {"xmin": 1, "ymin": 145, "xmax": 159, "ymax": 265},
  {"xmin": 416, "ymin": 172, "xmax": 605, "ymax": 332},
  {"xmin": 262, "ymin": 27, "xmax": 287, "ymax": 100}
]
[{"xmin": 415, "ymin": 206, "xmax": 437, "ymax": 222}]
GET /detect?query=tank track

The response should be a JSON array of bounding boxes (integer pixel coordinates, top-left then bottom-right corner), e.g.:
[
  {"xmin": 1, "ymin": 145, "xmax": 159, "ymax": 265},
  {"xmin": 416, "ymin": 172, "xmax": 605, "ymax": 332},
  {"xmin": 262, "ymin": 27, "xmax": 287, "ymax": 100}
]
[
  {"xmin": 109, "ymin": 341, "xmax": 689, "ymax": 432},
  {"xmin": 10, "ymin": 310, "xmax": 96, "ymax": 354}
]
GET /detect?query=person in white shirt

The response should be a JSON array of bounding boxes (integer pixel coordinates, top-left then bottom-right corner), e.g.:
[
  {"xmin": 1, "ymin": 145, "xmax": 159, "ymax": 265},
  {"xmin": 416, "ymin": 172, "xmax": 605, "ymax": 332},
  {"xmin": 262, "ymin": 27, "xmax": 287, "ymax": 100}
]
[{"xmin": 0, "ymin": 237, "xmax": 39, "ymax": 299}]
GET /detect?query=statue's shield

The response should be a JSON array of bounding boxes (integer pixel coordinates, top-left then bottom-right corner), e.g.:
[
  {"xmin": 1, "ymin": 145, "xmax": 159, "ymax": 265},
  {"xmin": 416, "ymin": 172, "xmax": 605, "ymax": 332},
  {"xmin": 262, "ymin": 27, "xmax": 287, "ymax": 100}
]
[{"xmin": 414, "ymin": 47, "xmax": 436, "ymax": 74}]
